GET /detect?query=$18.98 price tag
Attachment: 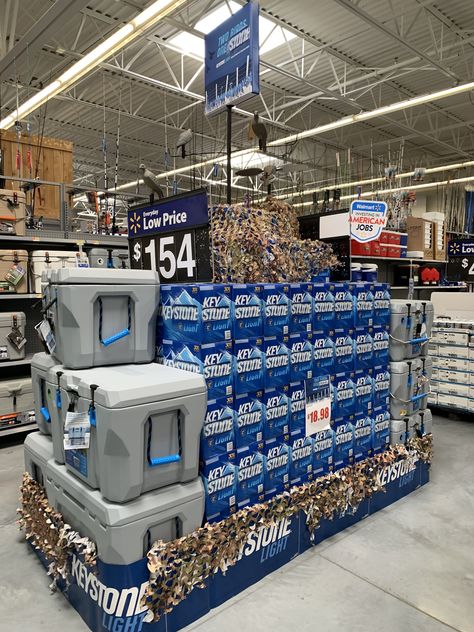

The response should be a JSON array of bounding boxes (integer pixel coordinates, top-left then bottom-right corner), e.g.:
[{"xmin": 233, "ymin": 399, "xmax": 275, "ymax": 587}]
[{"xmin": 305, "ymin": 375, "xmax": 332, "ymax": 437}]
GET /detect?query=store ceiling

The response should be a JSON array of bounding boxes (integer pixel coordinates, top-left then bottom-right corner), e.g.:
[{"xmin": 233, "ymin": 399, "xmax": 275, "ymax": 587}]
[{"xmin": 1, "ymin": 0, "xmax": 474, "ymax": 200}]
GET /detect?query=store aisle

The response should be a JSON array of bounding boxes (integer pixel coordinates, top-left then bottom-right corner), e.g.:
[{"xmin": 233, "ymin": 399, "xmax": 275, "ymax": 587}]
[{"xmin": 0, "ymin": 414, "xmax": 472, "ymax": 632}]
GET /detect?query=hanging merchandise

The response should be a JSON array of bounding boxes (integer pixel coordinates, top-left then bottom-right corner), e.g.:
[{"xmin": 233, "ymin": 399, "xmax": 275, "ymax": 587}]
[{"xmin": 211, "ymin": 197, "xmax": 338, "ymax": 283}]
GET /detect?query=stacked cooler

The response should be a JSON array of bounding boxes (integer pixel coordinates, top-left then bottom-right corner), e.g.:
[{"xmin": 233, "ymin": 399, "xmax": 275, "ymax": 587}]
[
  {"xmin": 429, "ymin": 319, "xmax": 474, "ymax": 413},
  {"xmin": 158, "ymin": 280, "xmax": 392, "ymax": 524},
  {"xmin": 389, "ymin": 299, "xmax": 434, "ymax": 445},
  {"xmin": 26, "ymin": 268, "xmax": 207, "ymax": 566}
]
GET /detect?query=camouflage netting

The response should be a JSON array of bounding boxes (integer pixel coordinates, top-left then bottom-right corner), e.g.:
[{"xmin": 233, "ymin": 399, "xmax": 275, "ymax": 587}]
[
  {"xmin": 142, "ymin": 435, "xmax": 432, "ymax": 622},
  {"xmin": 210, "ymin": 197, "xmax": 338, "ymax": 283},
  {"xmin": 18, "ymin": 473, "xmax": 97, "ymax": 589}
]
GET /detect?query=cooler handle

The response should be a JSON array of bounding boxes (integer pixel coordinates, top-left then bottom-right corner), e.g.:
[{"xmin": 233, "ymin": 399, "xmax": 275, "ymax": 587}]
[
  {"xmin": 39, "ymin": 379, "xmax": 50, "ymax": 422},
  {"xmin": 147, "ymin": 412, "xmax": 182, "ymax": 467},
  {"xmin": 98, "ymin": 297, "xmax": 131, "ymax": 346}
]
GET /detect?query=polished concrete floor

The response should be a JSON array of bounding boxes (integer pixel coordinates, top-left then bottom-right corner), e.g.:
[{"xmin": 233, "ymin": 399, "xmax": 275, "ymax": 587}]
[{"xmin": 0, "ymin": 413, "xmax": 472, "ymax": 632}]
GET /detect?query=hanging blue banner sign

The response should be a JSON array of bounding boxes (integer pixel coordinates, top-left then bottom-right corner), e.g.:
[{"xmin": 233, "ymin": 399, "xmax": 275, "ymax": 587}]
[
  {"xmin": 204, "ymin": 2, "xmax": 260, "ymax": 116},
  {"xmin": 350, "ymin": 200, "xmax": 388, "ymax": 243}
]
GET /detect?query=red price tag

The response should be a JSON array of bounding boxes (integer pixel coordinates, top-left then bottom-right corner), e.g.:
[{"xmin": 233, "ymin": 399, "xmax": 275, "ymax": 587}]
[{"xmin": 306, "ymin": 393, "xmax": 331, "ymax": 436}]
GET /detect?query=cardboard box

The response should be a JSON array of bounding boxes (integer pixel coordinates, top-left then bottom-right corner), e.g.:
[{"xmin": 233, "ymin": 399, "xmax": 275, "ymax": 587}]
[
  {"xmin": 437, "ymin": 344, "xmax": 469, "ymax": 359},
  {"xmin": 432, "ymin": 330, "xmax": 470, "ymax": 346},
  {"xmin": 425, "ymin": 212, "xmax": 446, "ymax": 261},
  {"xmin": 432, "ymin": 368, "xmax": 470, "ymax": 384},
  {"xmin": 432, "ymin": 356, "xmax": 471, "ymax": 371},
  {"xmin": 406, "ymin": 217, "xmax": 434, "ymax": 259},
  {"xmin": 431, "ymin": 380, "xmax": 470, "ymax": 397},
  {"xmin": 427, "ymin": 392, "xmax": 438, "ymax": 406},
  {"xmin": 0, "ymin": 190, "xmax": 26, "ymax": 236},
  {"xmin": 437, "ymin": 393, "xmax": 467, "ymax": 410}
]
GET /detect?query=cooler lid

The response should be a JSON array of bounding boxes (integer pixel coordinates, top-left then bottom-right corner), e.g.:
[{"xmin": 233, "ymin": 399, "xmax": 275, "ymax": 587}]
[
  {"xmin": 390, "ymin": 300, "xmax": 409, "ymax": 314},
  {"xmin": 0, "ymin": 377, "xmax": 32, "ymax": 398},
  {"xmin": 31, "ymin": 352, "xmax": 60, "ymax": 375},
  {"xmin": 61, "ymin": 363, "xmax": 206, "ymax": 408},
  {"xmin": 391, "ymin": 414, "xmax": 418, "ymax": 432},
  {"xmin": 47, "ymin": 460, "xmax": 204, "ymax": 525},
  {"xmin": 0, "ymin": 311, "xmax": 25, "ymax": 326},
  {"xmin": 49, "ymin": 268, "xmax": 158, "ymax": 285},
  {"xmin": 389, "ymin": 358, "xmax": 423, "ymax": 374}
]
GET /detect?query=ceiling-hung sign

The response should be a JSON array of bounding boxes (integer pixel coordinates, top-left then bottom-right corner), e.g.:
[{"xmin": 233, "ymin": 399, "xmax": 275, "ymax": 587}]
[
  {"xmin": 350, "ymin": 200, "xmax": 388, "ymax": 243},
  {"xmin": 204, "ymin": 2, "xmax": 260, "ymax": 116}
]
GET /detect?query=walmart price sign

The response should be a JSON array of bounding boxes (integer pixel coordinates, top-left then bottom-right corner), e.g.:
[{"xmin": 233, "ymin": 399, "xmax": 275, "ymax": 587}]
[
  {"xmin": 128, "ymin": 189, "xmax": 212, "ymax": 282},
  {"xmin": 447, "ymin": 239, "xmax": 474, "ymax": 282}
]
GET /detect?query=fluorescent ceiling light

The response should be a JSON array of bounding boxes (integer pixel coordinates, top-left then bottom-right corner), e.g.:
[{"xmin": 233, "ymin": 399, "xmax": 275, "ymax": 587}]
[
  {"xmin": 169, "ymin": 1, "xmax": 296, "ymax": 58},
  {"xmin": 0, "ymin": 0, "xmax": 187, "ymax": 129},
  {"xmin": 231, "ymin": 150, "xmax": 283, "ymax": 171}
]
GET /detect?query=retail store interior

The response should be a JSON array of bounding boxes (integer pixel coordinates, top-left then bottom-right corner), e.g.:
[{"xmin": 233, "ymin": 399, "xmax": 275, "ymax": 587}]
[{"xmin": 0, "ymin": 0, "xmax": 473, "ymax": 631}]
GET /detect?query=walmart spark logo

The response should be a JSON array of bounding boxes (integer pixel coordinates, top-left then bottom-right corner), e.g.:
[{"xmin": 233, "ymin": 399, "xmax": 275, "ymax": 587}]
[
  {"xmin": 449, "ymin": 242, "xmax": 460, "ymax": 255},
  {"xmin": 129, "ymin": 211, "xmax": 141, "ymax": 234}
]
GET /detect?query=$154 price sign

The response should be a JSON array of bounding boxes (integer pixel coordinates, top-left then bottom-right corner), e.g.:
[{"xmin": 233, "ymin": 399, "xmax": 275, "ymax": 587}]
[{"xmin": 305, "ymin": 375, "xmax": 332, "ymax": 437}]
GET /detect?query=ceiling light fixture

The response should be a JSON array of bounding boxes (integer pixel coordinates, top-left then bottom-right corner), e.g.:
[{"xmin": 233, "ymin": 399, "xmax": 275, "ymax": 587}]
[{"xmin": 0, "ymin": 0, "xmax": 187, "ymax": 130}]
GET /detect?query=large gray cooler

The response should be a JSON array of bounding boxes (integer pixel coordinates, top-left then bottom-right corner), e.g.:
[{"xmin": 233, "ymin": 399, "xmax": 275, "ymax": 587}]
[
  {"xmin": 390, "ymin": 300, "xmax": 434, "ymax": 361},
  {"xmin": 390, "ymin": 413, "xmax": 419, "ymax": 445},
  {"xmin": 0, "ymin": 312, "xmax": 26, "ymax": 361},
  {"xmin": 45, "ymin": 268, "xmax": 159, "ymax": 369},
  {"xmin": 24, "ymin": 431, "xmax": 54, "ymax": 487},
  {"xmin": 31, "ymin": 353, "xmax": 76, "ymax": 464},
  {"xmin": 390, "ymin": 358, "xmax": 431, "ymax": 419},
  {"xmin": 59, "ymin": 363, "xmax": 207, "ymax": 502},
  {"xmin": 46, "ymin": 459, "xmax": 204, "ymax": 565},
  {"xmin": 0, "ymin": 377, "xmax": 33, "ymax": 416},
  {"xmin": 89, "ymin": 248, "xmax": 129, "ymax": 269}
]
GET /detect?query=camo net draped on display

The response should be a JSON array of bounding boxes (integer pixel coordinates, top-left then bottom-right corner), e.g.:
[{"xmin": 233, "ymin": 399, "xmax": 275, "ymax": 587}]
[
  {"xmin": 143, "ymin": 435, "xmax": 432, "ymax": 622},
  {"xmin": 210, "ymin": 197, "xmax": 338, "ymax": 283},
  {"xmin": 18, "ymin": 473, "xmax": 97, "ymax": 589}
]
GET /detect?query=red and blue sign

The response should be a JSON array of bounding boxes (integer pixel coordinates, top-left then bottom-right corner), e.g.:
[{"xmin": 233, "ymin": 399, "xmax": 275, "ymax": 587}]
[{"xmin": 350, "ymin": 200, "xmax": 388, "ymax": 243}]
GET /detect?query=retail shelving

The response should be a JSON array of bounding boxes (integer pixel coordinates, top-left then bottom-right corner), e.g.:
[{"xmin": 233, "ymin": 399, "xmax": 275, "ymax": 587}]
[{"xmin": 0, "ymin": 422, "xmax": 36, "ymax": 438}]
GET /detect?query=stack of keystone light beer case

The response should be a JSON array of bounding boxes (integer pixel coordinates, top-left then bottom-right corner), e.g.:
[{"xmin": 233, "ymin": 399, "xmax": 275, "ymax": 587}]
[
  {"xmin": 157, "ymin": 279, "xmax": 393, "ymax": 524},
  {"xmin": 389, "ymin": 299, "xmax": 435, "ymax": 446},
  {"xmin": 25, "ymin": 268, "xmax": 208, "ymax": 566}
]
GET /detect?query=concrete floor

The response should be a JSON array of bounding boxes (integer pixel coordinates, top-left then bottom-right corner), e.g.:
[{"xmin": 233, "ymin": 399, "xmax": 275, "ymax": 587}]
[{"xmin": 0, "ymin": 413, "xmax": 472, "ymax": 632}]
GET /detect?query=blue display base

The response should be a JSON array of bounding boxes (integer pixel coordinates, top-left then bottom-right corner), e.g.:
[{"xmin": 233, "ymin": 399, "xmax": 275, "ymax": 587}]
[{"xmin": 31, "ymin": 460, "xmax": 429, "ymax": 632}]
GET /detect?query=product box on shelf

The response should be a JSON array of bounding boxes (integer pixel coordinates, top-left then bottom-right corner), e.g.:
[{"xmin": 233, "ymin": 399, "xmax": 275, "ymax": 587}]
[
  {"xmin": 353, "ymin": 413, "xmax": 374, "ymax": 462},
  {"xmin": 334, "ymin": 283, "xmax": 354, "ymax": 330},
  {"xmin": 263, "ymin": 386, "xmax": 290, "ymax": 441},
  {"xmin": 263, "ymin": 436, "xmax": 290, "ymax": 500},
  {"xmin": 160, "ymin": 283, "xmax": 232, "ymax": 344},
  {"xmin": 262, "ymin": 284, "xmax": 290, "ymax": 337},
  {"xmin": 432, "ymin": 356, "xmax": 470, "ymax": 371},
  {"xmin": 333, "ymin": 329, "xmax": 355, "ymax": 373},
  {"xmin": 372, "ymin": 408, "xmax": 390, "ymax": 453},
  {"xmin": 200, "ymin": 397, "xmax": 236, "ymax": 464},
  {"xmin": 201, "ymin": 456, "xmax": 237, "ymax": 523},
  {"xmin": 432, "ymin": 329, "xmax": 470, "ymax": 346},
  {"xmin": 161, "ymin": 339, "xmax": 234, "ymax": 400},
  {"xmin": 231, "ymin": 284, "xmax": 263, "ymax": 340},
  {"xmin": 289, "ymin": 333, "xmax": 313, "ymax": 383},
  {"xmin": 352, "ymin": 283, "xmax": 374, "ymax": 328},
  {"xmin": 406, "ymin": 217, "xmax": 434, "ymax": 259},
  {"xmin": 372, "ymin": 325, "xmax": 390, "ymax": 366},
  {"xmin": 437, "ymin": 392, "xmax": 467, "ymax": 410},
  {"xmin": 234, "ymin": 391, "xmax": 264, "ymax": 451},
  {"xmin": 289, "ymin": 381, "xmax": 306, "ymax": 435},
  {"xmin": 372, "ymin": 283, "xmax": 391, "ymax": 326},
  {"xmin": 428, "ymin": 392, "xmax": 438, "ymax": 407},
  {"xmin": 431, "ymin": 381, "xmax": 470, "ymax": 398},
  {"xmin": 431, "ymin": 368, "xmax": 470, "ymax": 384},
  {"xmin": 235, "ymin": 446, "xmax": 265, "ymax": 510},
  {"xmin": 0, "ymin": 311, "xmax": 26, "ymax": 361},
  {"xmin": 0, "ymin": 250, "xmax": 28, "ymax": 293},
  {"xmin": 354, "ymin": 370, "xmax": 374, "ymax": 413},
  {"xmin": 264, "ymin": 335, "xmax": 291, "ymax": 388},
  {"xmin": 437, "ymin": 344, "xmax": 469, "ymax": 359},
  {"xmin": 313, "ymin": 283, "xmax": 336, "ymax": 333},
  {"xmin": 332, "ymin": 372, "xmax": 356, "ymax": 419},
  {"xmin": 0, "ymin": 189, "xmax": 26, "ymax": 236},
  {"xmin": 233, "ymin": 337, "xmax": 265, "ymax": 395},
  {"xmin": 289, "ymin": 431, "xmax": 313, "ymax": 485},
  {"xmin": 354, "ymin": 327, "xmax": 374, "ymax": 371},
  {"xmin": 312, "ymin": 329, "xmax": 335, "ymax": 377},
  {"xmin": 290, "ymin": 283, "xmax": 313, "ymax": 334},
  {"xmin": 332, "ymin": 418, "xmax": 354, "ymax": 470},
  {"xmin": 312, "ymin": 427, "xmax": 334, "ymax": 478},
  {"xmin": 373, "ymin": 365, "xmax": 390, "ymax": 409}
]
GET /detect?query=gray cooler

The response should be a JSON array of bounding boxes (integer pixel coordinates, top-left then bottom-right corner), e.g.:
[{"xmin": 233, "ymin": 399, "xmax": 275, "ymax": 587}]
[
  {"xmin": 418, "ymin": 408, "xmax": 433, "ymax": 435},
  {"xmin": 45, "ymin": 268, "xmax": 159, "ymax": 369},
  {"xmin": 59, "ymin": 363, "xmax": 207, "ymax": 502},
  {"xmin": 390, "ymin": 414, "xmax": 417, "ymax": 445},
  {"xmin": 0, "ymin": 377, "xmax": 33, "ymax": 416},
  {"xmin": 0, "ymin": 312, "xmax": 26, "ymax": 361},
  {"xmin": 24, "ymin": 431, "xmax": 54, "ymax": 487},
  {"xmin": 46, "ymin": 459, "xmax": 204, "ymax": 565},
  {"xmin": 390, "ymin": 300, "xmax": 434, "ymax": 361},
  {"xmin": 390, "ymin": 359, "xmax": 430, "ymax": 419},
  {"xmin": 88, "ymin": 248, "xmax": 129, "ymax": 269}
]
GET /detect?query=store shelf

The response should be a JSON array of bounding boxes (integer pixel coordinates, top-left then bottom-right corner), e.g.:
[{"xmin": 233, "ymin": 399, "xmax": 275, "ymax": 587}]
[
  {"xmin": 0, "ymin": 355, "xmax": 34, "ymax": 368},
  {"xmin": 0, "ymin": 293, "xmax": 41, "ymax": 300},
  {"xmin": 391, "ymin": 286, "xmax": 467, "ymax": 290},
  {"xmin": 351, "ymin": 255, "xmax": 447, "ymax": 264},
  {"xmin": 0, "ymin": 422, "xmax": 36, "ymax": 438},
  {"xmin": 0, "ymin": 234, "xmax": 128, "ymax": 249}
]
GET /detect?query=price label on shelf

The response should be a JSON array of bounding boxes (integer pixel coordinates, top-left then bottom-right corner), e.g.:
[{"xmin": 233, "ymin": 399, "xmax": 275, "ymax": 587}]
[
  {"xmin": 128, "ymin": 188, "xmax": 211, "ymax": 283},
  {"xmin": 305, "ymin": 375, "xmax": 332, "ymax": 437},
  {"xmin": 447, "ymin": 239, "xmax": 474, "ymax": 283}
]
